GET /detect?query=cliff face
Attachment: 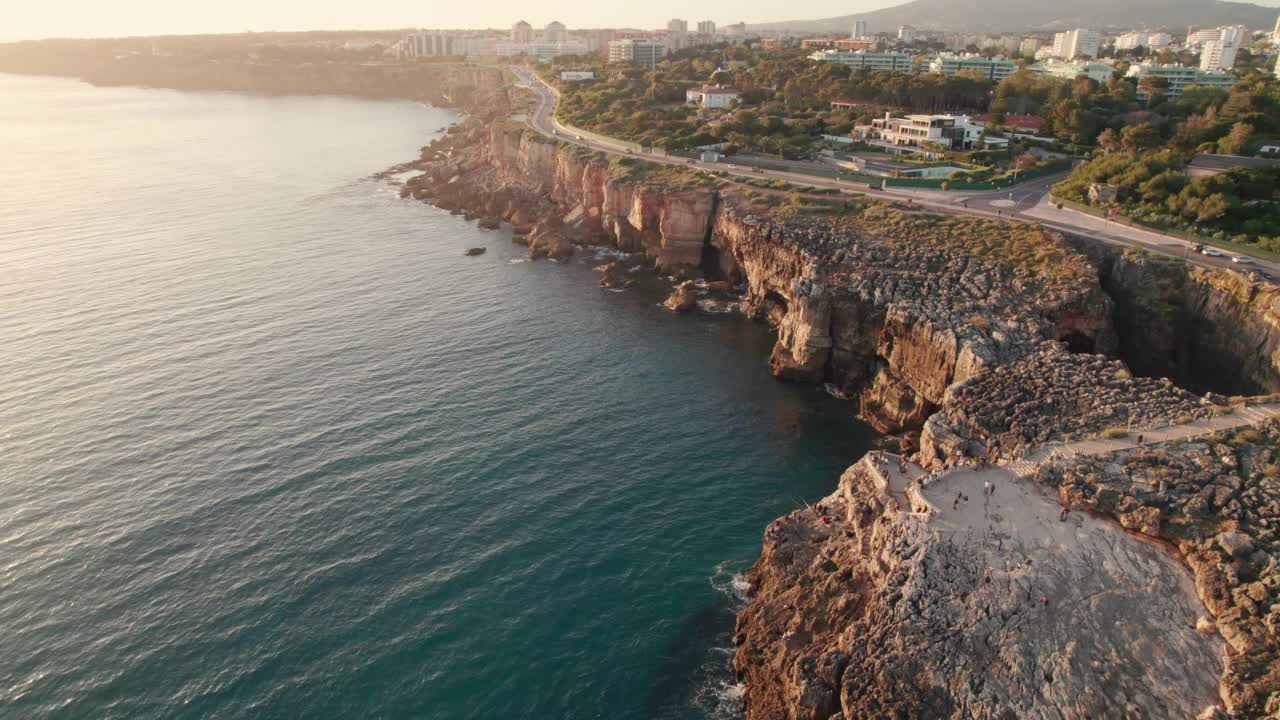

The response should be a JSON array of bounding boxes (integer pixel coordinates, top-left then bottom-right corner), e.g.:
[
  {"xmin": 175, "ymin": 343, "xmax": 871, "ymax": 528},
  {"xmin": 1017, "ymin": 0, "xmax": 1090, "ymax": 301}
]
[
  {"xmin": 482, "ymin": 125, "xmax": 718, "ymax": 270},
  {"xmin": 405, "ymin": 121, "xmax": 1280, "ymax": 719},
  {"xmin": 710, "ymin": 201, "xmax": 1115, "ymax": 434},
  {"xmin": 1102, "ymin": 250, "xmax": 1280, "ymax": 396}
]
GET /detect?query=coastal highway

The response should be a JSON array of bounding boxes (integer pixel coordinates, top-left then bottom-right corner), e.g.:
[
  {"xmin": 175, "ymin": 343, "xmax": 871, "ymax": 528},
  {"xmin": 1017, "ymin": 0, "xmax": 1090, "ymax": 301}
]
[{"xmin": 511, "ymin": 67, "xmax": 1279, "ymax": 278}]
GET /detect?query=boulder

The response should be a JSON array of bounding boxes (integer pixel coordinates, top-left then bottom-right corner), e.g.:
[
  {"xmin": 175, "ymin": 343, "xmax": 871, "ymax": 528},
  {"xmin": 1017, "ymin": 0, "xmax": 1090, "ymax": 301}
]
[{"xmin": 664, "ymin": 281, "xmax": 698, "ymax": 312}]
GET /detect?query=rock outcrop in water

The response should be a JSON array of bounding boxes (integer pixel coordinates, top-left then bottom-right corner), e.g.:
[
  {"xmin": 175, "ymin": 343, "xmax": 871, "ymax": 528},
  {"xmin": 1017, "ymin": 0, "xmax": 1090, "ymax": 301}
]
[{"xmin": 402, "ymin": 108, "xmax": 1280, "ymax": 719}]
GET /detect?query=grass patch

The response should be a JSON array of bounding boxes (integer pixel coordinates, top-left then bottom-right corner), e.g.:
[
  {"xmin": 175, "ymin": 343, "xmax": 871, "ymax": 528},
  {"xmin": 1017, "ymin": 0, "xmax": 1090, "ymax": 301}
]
[{"xmin": 1098, "ymin": 427, "xmax": 1129, "ymax": 440}]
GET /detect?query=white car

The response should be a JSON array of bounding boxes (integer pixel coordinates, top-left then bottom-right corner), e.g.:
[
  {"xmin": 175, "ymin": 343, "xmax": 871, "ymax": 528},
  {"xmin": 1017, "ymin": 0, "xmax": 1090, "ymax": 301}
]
[
  {"xmin": 1231, "ymin": 256, "xmax": 1254, "ymax": 265},
  {"xmin": 1201, "ymin": 248, "xmax": 1224, "ymax": 257}
]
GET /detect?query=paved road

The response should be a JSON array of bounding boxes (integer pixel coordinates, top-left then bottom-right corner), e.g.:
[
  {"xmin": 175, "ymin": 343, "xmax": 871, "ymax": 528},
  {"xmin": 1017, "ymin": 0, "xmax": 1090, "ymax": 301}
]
[{"xmin": 512, "ymin": 68, "xmax": 1276, "ymax": 277}]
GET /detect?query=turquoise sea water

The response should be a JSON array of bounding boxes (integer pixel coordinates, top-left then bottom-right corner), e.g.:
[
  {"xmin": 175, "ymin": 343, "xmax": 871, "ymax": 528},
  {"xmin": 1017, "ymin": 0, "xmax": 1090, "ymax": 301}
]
[{"xmin": 0, "ymin": 73, "xmax": 873, "ymax": 719}]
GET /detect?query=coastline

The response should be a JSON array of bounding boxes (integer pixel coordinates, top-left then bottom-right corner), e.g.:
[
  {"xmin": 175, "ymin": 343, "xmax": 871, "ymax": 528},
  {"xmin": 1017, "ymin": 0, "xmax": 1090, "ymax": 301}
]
[
  {"xmin": 397, "ymin": 90, "xmax": 1280, "ymax": 718},
  {"xmin": 14, "ymin": 61, "xmax": 1280, "ymax": 717}
]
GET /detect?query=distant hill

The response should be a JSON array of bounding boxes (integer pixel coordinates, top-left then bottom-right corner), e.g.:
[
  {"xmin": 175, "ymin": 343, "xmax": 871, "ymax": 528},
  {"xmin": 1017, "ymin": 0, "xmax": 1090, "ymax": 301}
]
[{"xmin": 747, "ymin": 0, "xmax": 1279, "ymax": 34}]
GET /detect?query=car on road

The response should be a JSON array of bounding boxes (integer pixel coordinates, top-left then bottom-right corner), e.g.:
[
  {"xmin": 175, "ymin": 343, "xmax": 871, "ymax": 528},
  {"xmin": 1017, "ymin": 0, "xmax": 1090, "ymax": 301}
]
[
  {"xmin": 1201, "ymin": 248, "xmax": 1224, "ymax": 257},
  {"xmin": 1232, "ymin": 256, "xmax": 1254, "ymax": 264}
]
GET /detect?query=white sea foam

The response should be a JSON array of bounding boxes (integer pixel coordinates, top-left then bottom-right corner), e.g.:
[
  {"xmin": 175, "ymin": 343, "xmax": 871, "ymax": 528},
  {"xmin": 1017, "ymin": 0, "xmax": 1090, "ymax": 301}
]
[
  {"xmin": 696, "ymin": 300, "xmax": 739, "ymax": 315},
  {"xmin": 823, "ymin": 383, "xmax": 850, "ymax": 400},
  {"xmin": 509, "ymin": 258, "xmax": 528, "ymax": 264}
]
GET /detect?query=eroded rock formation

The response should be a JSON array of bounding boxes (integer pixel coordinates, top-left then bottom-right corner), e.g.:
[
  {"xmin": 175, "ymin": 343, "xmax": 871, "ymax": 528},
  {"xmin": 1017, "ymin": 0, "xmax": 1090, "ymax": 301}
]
[{"xmin": 402, "ymin": 115, "xmax": 1280, "ymax": 719}]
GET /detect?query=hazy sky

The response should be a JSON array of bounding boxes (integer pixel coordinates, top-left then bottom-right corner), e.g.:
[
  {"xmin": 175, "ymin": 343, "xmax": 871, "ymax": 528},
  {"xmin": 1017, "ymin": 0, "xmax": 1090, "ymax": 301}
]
[
  {"xmin": 7, "ymin": 0, "xmax": 1280, "ymax": 40},
  {"xmin": 5, "ymin": 0, "xmax": 909, "ymax": 41}
]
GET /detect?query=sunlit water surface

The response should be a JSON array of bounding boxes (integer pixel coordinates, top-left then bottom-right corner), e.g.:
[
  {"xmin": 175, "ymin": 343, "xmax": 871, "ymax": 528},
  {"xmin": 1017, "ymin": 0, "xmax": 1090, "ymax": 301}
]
[{"xmin": 0, "ymin": 73, "xmax": 873, "ymax": 719}]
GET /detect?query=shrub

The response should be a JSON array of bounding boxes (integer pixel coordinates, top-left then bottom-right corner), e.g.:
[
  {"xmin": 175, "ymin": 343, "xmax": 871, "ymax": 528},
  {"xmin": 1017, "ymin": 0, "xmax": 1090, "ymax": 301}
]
[{"xmin": 1099, "ymin": 427, "xmax": 1129, "ymax": 439}]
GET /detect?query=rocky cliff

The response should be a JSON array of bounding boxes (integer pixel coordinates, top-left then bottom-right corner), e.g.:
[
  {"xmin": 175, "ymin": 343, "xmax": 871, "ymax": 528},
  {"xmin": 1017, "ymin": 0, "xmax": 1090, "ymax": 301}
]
[
  {"xmin": 709, "ymin": 200, "xmax": 1115, "ymax": 435},
  {"xmin": 1101, "ymin": 251, "xmax": 1280, "ymax": 396},
  {"xmin": 735, "ymin": 451, "xmax": 1227, "ymax": 720},
  {"xmin": 402, "ymin": 117, "xmax": 1280, "ymax": 719},
  {"xmin": 427, "ymin": 123, "xmax": 720, "ymax": 271}
]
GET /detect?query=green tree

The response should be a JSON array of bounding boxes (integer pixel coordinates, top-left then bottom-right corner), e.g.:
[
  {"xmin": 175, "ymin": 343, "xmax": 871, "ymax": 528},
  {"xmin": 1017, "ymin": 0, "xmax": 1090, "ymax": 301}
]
[
  {"xmin": 1120, "ymin": 123, "xmax": 1160, "ymax": 152},
  {"xmin": 1216, "ymin": 122, "xmax": 1254, "ymax": 155}
]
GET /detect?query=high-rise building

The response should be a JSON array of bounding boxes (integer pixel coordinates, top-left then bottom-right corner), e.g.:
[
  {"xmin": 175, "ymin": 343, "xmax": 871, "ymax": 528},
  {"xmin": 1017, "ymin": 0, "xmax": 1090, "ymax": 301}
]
[
  {"xmin": 1050, "ymin": 28, "xmax": 1100, "ymax": 59},
  {"xmin": 544, "ymin": 21, "xmax": 567, "ymax": 44},
  {"xmin": 666, "ymin": 19, "xmax": 688, "ymax": 51},
  {"xmin": 852, "ymin": 21, "xmax": 868, "ymax": 39},
  {"xmin": 511, "ymin": 20, "xmax": 533, "ymax": 44},
  {"xmin": 897, "ymin": 25, "xmax": 916, "ymax": 43},
  {"xmin": 1115, "ymin": 31, "xmax": 1172, "ymax": 50},
  {"xmin": 1273, "ymin": 15, "xmax": 1280, "ymax": 43},
  {"xmin": 1186, "ymin": 25, "xmax": 1248, "ymax": 47},
  {"xmin": 397, "ymin": 30, "xmax": 458, "ymax": 58},
  {"xmin": 608, "ymin": 38, "xmax": 665, "ymax": 67},
  {"xmin": 1019, "ymin": 37, "xmax": 1041, "ymax": 55},
  {"xmin": 1200, "ymin": 25, "xmax": 1245, "ymax": 72},
  {"xmin": 697, "ymin": 20, "xmax": 716, "ymax": 35}
]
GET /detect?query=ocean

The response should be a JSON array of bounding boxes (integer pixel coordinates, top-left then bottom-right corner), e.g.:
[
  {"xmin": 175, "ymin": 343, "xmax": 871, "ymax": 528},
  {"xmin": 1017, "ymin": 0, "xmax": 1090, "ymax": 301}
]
[{"xmin": 0, "ymin": 73, "xmax": 874, "ymax": 719}]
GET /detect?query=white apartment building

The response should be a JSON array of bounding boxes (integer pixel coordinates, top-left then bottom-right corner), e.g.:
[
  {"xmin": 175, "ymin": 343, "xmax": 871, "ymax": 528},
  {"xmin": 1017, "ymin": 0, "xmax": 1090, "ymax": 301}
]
[
  {"xmin": 1273, "ymin": 15, "xmax": 1280, "ymax": 43},
  {"xmin": 1051, "ymin": 28, "xmax": 1101, "ymax": 59},
  {"xmin": 810, "ymin": 49, "xmax": 915, "ymax": 72},
  {"xmin": 852, "ymin": 21, "xmax": 869, "ymax": 38},
  {"xmin": 544, "ymin": 21, "xmax": 567, "ymax": 44},
  {"xmin": 1127, "ymin": 62, "xmax": 1238, "ymax": 98},
  {"xmin": 697, "ymin": 20, "xmax": 716, "ymax": 35},
  {"xmin": 1020, "ymin": 37, "xmax": 1042, "ymax": 55},
  {"xmin": 1114, "ymin": 31, "xmax": 1171, "ymax": 50},
  {"xmin": 686, "ymin": 85, "xmax": 740, "ymax": 108},
  {"xmin": 608, "ymin": 38, "xmax": 665, "ymax": 67},
  {"xmin": 666, "ymin": 19, "xmax": 689, "ymax": 51},
  {"xmin": 496, "ymin": 40, "xmax": 588, "ymax": 62},
  {"xmin": 511, "ymin": 20, "xmax": 533, "ymax": 44},
  {"xmin": 1185, "ymin": 25, "xmax": 1249, "ymax": 46},
  {"xmin": 1031, "ymin": 59, "xmax": 1116, "ymax": 83},
  {"xmin": 1200, "ymin": 25, "xmax": 1247, "ymax": 72},
  {"xmin": 898, "ymin": 26, "xmax": 916, "ymax": 43},
  {"xmin": 867, "ymin": 113, "xmax": 998, "ymax": 151},
  {"xmin": 928, "ymin": 54, "xmax": 1017, "ymax": 81},
  {"xmin": 397, "ymin": 30, "xmax": 457, "ymax": 58}
]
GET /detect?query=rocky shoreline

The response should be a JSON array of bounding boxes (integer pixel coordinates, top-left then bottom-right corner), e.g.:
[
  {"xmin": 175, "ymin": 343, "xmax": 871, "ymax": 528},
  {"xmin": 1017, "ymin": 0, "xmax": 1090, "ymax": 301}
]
[
  {"xmin": 18, "ymin": 51, "xmax": 1280, "ymax": 718},
  {"xmin": 396, "ymin": 92, "xmax": 1280, "ymax": 717}
]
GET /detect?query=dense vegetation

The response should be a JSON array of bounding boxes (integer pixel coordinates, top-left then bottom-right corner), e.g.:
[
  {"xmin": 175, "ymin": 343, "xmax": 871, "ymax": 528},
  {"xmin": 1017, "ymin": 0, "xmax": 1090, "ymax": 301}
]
[
  {"xmin": 544, "ymin": 46, "xmax": 996, "ymax": 158},
  {"xmin": 1051, "ymin": 74, "xmax": 1280, "ymax": 250}
]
